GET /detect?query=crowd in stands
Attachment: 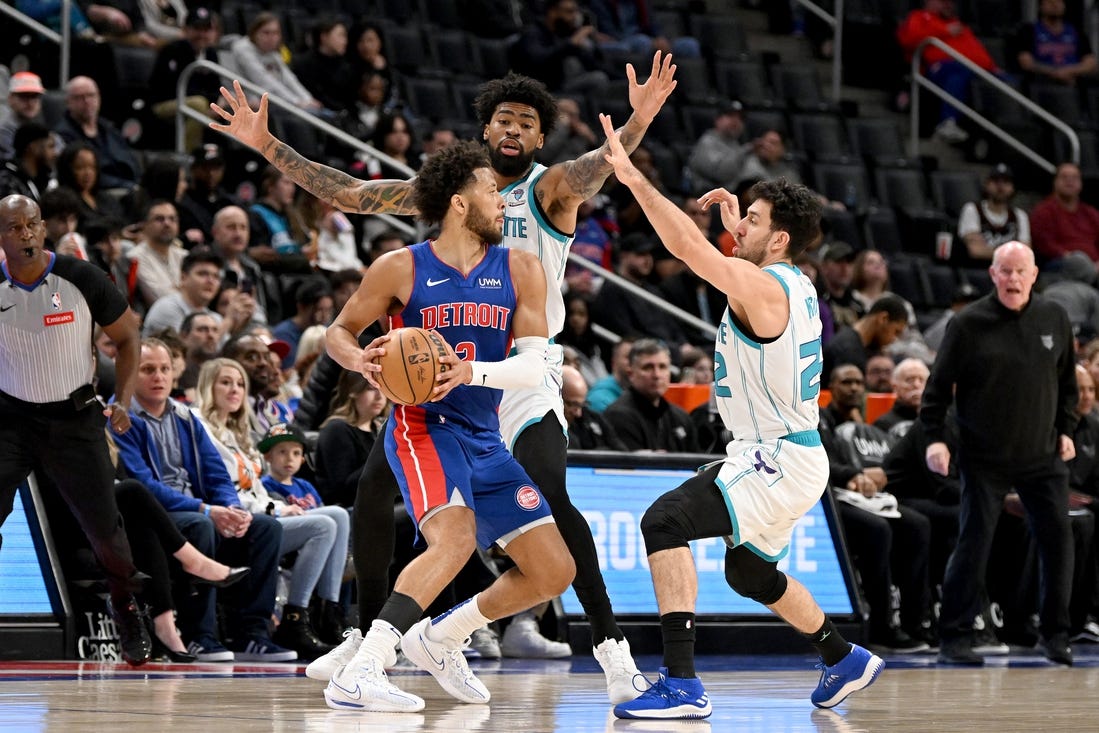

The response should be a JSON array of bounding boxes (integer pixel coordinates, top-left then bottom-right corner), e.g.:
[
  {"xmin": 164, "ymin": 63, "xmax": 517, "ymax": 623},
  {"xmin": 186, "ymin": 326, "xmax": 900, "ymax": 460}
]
[{"xmin": 3, "ymin": 0, "xmax": 1099, "ymax": 661}]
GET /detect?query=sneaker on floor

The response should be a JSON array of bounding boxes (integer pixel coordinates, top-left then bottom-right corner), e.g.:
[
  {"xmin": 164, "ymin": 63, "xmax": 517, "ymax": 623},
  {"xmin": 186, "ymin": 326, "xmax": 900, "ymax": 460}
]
[
  {"xmin": 325, "ymin": 654, "xmax": 425, "ymax": 712},
  {"xmin": 401, "ymin": 617, "xmax": 490, "ymax": 704},
  {"xmin": 106, "ymin": 596, "xmax": 152, "ymax": 667},
  {"xmin": 613, "ymin": 667, "xmax": 711, "ymax": 719},
  {"xmin": 186, "ymin": 635, "xmax": 235, "ymax": 663},
  {"xmin": 229, "ymin": 635, "xmax": 298, "ymax": 662},
  {"xmin": 934, "ymin": 118, "xmax": 969, "ymax": 144},
  {"xmin": 468, "ymin": 626, "xmax": 501, "ymax": 660},
  {"xmin": 593, "ymin": 637, "xmax": 650, "ymax": 704},
  {"xmin": 500, "ymin": 614, "xmax": 572, "ymax": 659},
  {"xmin": 1071, "ymin": 620, "xmax": 1099, "ymax": 644},
  {"xmin": 810, "ymin": 644, "xmax": 884, "ymax": 709},
  {"xmin": 1039, "ymin": 632, "xmax": 1073, "ymax": 666},
  {"xmin": 972, "ymin": 626, "xmax": 1008, "ymax": 656},
  {"xmin": 306, "ymin": 627, "xmax": 363, "ymax": 681},
  {"xmin": 937, "ymin": 636, "xmax": 984, "ymax": 666},
  {"xmin": 870, "ymin": 628, "xmax": 929, "ymax": 655}
]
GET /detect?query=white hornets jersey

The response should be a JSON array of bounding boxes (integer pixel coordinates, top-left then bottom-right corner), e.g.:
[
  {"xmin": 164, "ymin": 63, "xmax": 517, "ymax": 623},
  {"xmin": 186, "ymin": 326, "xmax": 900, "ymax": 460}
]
[
  {"xmin": 714, "ymin": 263, "xmax": 823, "ymax": 442},
  {"xmin": 500, "ymin": 163, "xmax": 574, "ymax": 336}
]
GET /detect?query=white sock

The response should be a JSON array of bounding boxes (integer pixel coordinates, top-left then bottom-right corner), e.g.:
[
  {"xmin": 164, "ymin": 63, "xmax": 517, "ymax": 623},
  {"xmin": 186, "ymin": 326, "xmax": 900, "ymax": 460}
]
[
  {"xmin": 356, "ymin": 619, "xmax": 401, "ymax": 666},
  {"xmin": 426, "ymin": 594, "xmax": 492, "ymax": 646}
]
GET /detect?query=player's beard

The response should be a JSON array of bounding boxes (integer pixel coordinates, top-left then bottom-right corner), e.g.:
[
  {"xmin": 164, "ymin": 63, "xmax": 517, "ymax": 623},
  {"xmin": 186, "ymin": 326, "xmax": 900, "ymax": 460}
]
[
  {"xmin": 487, "ymin": 141, "xmax": 535, "ymax": 178},
  {"xmin": 466, "ymin": 206, "xmax": 503, "ymax": 244}
]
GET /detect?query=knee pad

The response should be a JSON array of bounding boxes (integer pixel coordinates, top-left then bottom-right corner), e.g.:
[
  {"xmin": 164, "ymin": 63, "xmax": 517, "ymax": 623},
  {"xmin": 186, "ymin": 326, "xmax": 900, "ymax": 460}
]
[
  {"xmin": 724, "ymin": 548, "xmax": 787, "ymax": 606},
  {"xmin": 640, "ymin": 499, "xmax": 692, "ymax": 555}
]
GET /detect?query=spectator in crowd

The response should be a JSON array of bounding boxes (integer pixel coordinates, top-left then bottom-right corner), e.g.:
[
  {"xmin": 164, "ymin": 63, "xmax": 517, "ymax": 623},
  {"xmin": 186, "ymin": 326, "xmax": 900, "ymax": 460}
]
[
  {"xmin": 178, "ymin": 311, "xmax": 220, "ymax": 393},
  {"xmin": 956, "ymin": 163, "xmax": 1031, "ymax": 266},
  {"xmin": 314, "ymin": 371, "xmax": 388, "ymax": 508},
  {"xmin": 133, "ymin": 0, "xmax": 188, "ymax": 43},
  {"xmin": 292, "ymin": 16, "xmax": 355, "ymax": 115},
  {"xmin": 849, "ymin": 250, "xmax": 933, "ymax": 366},
  {"xmin": 659, "ymin": 259, "xmax": 726, "ymax": 348},
  {"xmin": 864, "ymin": 353, "xmax": 897, "ymax": 394},
  {"xmin": 178, "ymin": 144, "xmax": 239, "ymax": 243},
  {"xmin": 1030, "ymin": 162, "xmax": 1099, "ymax": 269},
  {"xmin": 329, "ymin": 268, "xmax": 363, "ymax": 317},
  {"xmin": 249, "ymin": 167, "xmax": 314, "ymax": 272},
  {"xmin": 820, "ymin": 364, "xmax": 932, "ymax": 652},
  {"xmin": 875, "ymin": 358, "xmax": 930, "ymax": 435},
  {"xmin": 222, "ymin": 331, "xmax": 293, "ymax": 433},
  {"xmin": 271, "ymin": 277, "xmax": 335, "ymax": 368},
  {"xmin": 343, "ymin": 70, "xmax": 392, "ymax": 153},
  {"xmin": 419, "ymin": 126, "xmax": 457, "ymax": 164},
  {"xmin": 56, "ymin": 142, "xmax": 126, "ymax": 226},
  {"xmin": 123, "ymin": 156, "xmax": 188, "ymax": 231},
  {"xmin": 209, "ymin": 205, "xmax": 269, "ymax": 319},
  {"xmin": 896, "ymin": 0, "xmax": 999, "ymax": 144},
  {"xmin": 346, "ymin": 21, "xmax": 390, "ymax": 84},
  {"xmin": 142, "ymin": 247, "xmax": 225, "ymax": 336},
  {"xmin": 591, "ymin": 233, "xmax": 683, "ymax": 353},
  {"xmin": 817, "ymin": 241, "xmax": 864, "ymax": 332},
  {"xmin": 604, "ymin": 338, "xmax": 700, "ymax": 453},
  {"xmin": 922, "ymin": 242, "xmax": 1077, "ymax": 666},
  {"xmin": 588, "ymin": 0, "xmax": 702, "ymax": 58},
  {"xmin": 562, "ymin": 196, "xmax": 614, "ymax": 296},
  {"xmin": 650, "ymin": 196, "xmax": 704, "ymax": 280},
  {"xmin": 0, "ymin": 71, "xmax": 45, "ymax": 160},
  {"xmin": 0, "ymin": 122, "xmax": 56, "ymax": 202},
  {"xmin": 587, "ymin": 336, "xmax": 636, "ymax": 413},
  {"xmin": 556, "ymin": 293, "xmax": 609, "ymax": 386},
  {"xmin": 1064, "ymin": 364, "xmax": 1099, "ymax": 641},
  {"xmin": 924, "ymin": 282, "xmax": 981, "ymax": 352},
  {"xmin": 539, "ymin": 97, "xmax": 599, "ymax": 166},
  {"xmin": 511, "ymin": 0, "xmax": 608, "ymax": 96},
  {"xmin": 822, "ymin": 294, "xmax": 909, "ymax": 386},
  {"xmin": 1042, "ymin": 250, "xmax": 1099, "ymax": 342},
  {"xmin": 563, "ymin": 365, "xmax": 626, "ymax": 450},
  {"xmin": 113, "ymin": 338, "xmax": 293, "ymax": 662},
  {"xmin": 1012, "ymin": 0, "xmax": 1097, "ymax": 87},
  {"xmin": 302, "ymin": 196, "xmax": 364, "ymax": 274},
  {"xmin": 368, "ymin": 111, "xmax": 419, "ymax": 178},
  {"xmin": 55, "ymin": 76, "xmax": 140, "ymax": 190},
  {"xmin": 39, "ymin": 188, "xmax": 81, "ymax": 253},
  {"xmin": 148, "ymin": 6, "xmax": 222, "ymax": 152},
  {"xmin": 127, "ymin": 200, "xmax": 186, "ymax": 309},
  {"xmin": 230, "ymin": 12, "xmax": 321, "ymax": 111},
  {"xmin": 84, "ymin": 216, "xmax": 129, "ymax": 296},
  {"xmin": 736, "ymin": 129, "xmax": 803, "ymax": 190},
  {"xmin": 687, "ymin": 102, "xmax": 749, "ymax": 196}
]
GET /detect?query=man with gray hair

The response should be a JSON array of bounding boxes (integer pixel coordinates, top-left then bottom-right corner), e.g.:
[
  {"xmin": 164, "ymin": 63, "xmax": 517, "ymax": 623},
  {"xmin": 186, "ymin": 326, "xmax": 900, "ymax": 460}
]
[
  {"xmin": 603, "ymin": 338, "xmax": 699, "ymax": 453},
  {"xmin": 874, "ymin": 358, "xmax": 931, "ymax": 436}
]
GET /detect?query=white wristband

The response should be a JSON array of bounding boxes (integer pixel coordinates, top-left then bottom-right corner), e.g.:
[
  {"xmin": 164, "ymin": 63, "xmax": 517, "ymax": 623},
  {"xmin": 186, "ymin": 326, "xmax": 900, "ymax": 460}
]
[{"xmin": 468, "ymin": 336, "xmax": 549, "ymax": 390}]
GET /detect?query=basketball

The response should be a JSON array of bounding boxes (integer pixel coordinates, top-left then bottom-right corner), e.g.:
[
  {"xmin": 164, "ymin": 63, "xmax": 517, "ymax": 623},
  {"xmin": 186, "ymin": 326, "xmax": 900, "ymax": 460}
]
[{"xmin": 373, "ymin": 327, "xmax": 450, "ymax": 406}]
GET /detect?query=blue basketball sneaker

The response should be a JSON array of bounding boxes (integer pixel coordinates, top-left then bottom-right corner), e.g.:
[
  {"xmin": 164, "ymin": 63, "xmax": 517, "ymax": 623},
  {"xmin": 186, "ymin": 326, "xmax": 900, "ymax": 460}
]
[
  {"xmin": 811, "ymin": 644, "xmax": 884, "ymax": 709},
  {"xmin": 613, "ymin": 667, "xmax": 711, "ymax": 719}
]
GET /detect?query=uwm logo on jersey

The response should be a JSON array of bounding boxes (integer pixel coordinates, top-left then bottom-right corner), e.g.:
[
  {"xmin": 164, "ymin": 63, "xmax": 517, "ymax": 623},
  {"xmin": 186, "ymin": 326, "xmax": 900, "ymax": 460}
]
[
  {"xmin": 420, "ymin": 302, "xmax": 511, "ymax": 331},
  {"xmin": 478, "ymin": 277, "xmax": 503, "ymax": 289}
]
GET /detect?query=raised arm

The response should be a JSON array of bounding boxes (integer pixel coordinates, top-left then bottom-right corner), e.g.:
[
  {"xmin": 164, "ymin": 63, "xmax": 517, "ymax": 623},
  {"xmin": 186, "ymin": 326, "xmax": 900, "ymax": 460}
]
[
  {"xmin": 538, "ymin": 52, "xmax": 677, "ymax": 218},
  {"xmin": 210, "ymin": 80, "xmax": 417, "ymax": 215}
]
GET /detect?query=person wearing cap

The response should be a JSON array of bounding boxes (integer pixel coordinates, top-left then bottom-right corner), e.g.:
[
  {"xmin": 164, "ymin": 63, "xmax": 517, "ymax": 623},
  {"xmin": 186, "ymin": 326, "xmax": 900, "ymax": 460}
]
[
  {"xmin": 687, "ymin": 101, "xmax": 749, "ymax": 195},
  {"xmin": 956, "ymin": 163, "xmax": 1031, "ymax": 265},
  {"xmin": 178, "ymin": 144, "xmax": 240, "ymax": 241},
  {"xmin": 1031, "ymin": 161, "xmax": 1099, "ymax": 269},
  {"xmin": 149, "ymin": 6, "xmax": 222, "ymax": 152},
  {"xmin": 0, "ymin": 122, "xmax": 57, "ymax": 202},
  {"xmin": 0, "ymin": 71, "xmax": 45, "ymax": 161},
  {"xmin": 817, "ymin": 241, "xmax": 865, "ymax": 335}
]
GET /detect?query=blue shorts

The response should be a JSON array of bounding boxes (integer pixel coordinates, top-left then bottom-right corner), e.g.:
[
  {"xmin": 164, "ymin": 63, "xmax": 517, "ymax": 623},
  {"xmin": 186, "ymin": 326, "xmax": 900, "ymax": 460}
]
[{"xmin": 385, "ymin": 405, "xmax": 554, "ymax": 549}]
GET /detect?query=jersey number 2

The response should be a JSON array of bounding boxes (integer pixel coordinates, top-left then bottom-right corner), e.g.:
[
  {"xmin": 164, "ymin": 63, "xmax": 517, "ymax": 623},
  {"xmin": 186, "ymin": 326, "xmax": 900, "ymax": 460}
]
[{"xmin": 799, "ymin": 340, "xmax": 822, "ymax": 400}]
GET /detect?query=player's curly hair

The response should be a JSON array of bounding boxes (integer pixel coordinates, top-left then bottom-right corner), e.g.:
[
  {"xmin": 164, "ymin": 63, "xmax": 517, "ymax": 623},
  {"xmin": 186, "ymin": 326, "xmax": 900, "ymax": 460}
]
[
  {"xmin": 412, "ymin": 140, "xmax": 492, "ymax": 226},
  {"xmin": 747, "ymin": 178, "xmax": 822, "ymax": 257},
  {"xmin": 473, "ymin": 73, "xmax": 559, "ymax": 137}
]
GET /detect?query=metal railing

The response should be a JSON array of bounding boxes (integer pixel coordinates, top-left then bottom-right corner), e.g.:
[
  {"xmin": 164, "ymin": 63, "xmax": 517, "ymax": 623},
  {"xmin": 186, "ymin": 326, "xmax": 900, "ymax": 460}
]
[
  {"xmin": 909, "ymin": 36, "xmax": 1080, "ymax": 173},
  {"xmin": 0, "ymin": 0, "xmax": 71, "ymax": 84},
  {"xmin": 793, "ymin": 0, "xmax": 844, "ymax": 103},
  {"xmin": 175, "ymin": 59, "xmax": 419, "ymax": 238}
]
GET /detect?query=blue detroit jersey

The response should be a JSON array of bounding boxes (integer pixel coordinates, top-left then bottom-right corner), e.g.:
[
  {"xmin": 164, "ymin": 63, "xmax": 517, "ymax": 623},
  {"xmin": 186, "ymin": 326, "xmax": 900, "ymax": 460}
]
[{"xmin": 394, "ymin": 241, "xmax": 516, "ymax": 430}]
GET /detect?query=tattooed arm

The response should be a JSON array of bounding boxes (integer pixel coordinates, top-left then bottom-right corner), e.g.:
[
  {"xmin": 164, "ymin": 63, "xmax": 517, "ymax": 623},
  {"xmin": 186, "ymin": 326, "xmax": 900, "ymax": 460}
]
[
  {"xmin": 537, "ymin": 52, "xmax": 677, "ymax": 227},
  {"xmin": 210, "ymin": 80, "xmax": 417, "ymax": 215}
]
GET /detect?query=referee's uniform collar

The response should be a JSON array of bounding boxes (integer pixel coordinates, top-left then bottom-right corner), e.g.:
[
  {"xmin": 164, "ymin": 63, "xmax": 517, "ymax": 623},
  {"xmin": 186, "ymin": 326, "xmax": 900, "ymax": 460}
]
[{"xmin": 2, "ymin": 251, "xmax": 56, "ymax": 291}]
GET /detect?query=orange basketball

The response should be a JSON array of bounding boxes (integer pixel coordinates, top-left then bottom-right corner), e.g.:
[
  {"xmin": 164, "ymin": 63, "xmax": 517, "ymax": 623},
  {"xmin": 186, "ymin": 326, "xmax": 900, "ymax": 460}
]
[{"xmin": 373, "ymin": 327, "xmax": 450, "ymax": 406}]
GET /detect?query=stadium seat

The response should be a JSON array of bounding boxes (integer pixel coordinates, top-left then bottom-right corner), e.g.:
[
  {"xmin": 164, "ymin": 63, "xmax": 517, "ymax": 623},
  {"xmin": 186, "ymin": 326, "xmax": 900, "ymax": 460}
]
[
  {"xmin": 929, "ymin": 169, "xmax": 983, "ymax": 219},
  {"xmin": 790, "ymin": 113, "xmax": 848, "ymax": 158},
  {"xmin": 715, "ymin": 59, "xmax": 774, "ymax": 108}
]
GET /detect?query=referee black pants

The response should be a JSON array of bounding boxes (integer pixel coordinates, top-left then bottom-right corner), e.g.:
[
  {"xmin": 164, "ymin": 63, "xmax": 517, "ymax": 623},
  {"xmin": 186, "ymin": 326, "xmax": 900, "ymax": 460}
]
[
  {"xmin": 940, "ymin": 457, "xmax": 1073, "ymax": 641},
  {"xmin": 0, "ymin": 402, "xmax": 139, "ymax": 601}
]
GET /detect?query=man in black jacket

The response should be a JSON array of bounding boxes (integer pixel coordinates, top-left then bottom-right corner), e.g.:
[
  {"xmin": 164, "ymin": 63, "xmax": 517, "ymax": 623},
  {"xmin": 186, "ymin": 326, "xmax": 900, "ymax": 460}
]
[
  {"xmin": 922, "ymin": 241, "xmax": 1078, "ymax": 666},
  {"xmin": 563, "ymin": 365, "xmax": 626, "ymax": 451},
  {"xmin": 148, "ymin": 7, "xmax": 222, "ymax": 151},
  {"xmin": 604, "ymin": 339, "xmax": 699, "ymax": 453}
]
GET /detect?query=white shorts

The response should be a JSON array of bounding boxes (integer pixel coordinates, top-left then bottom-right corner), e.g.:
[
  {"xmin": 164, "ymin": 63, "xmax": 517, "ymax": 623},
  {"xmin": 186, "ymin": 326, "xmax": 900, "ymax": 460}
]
[
  {"xmin": 715, "ymin": 436, "xmax": 829, "ymax": 561},
  {"xmin": 498, "ymin": 344, "xmax": 566, "ymax": 450}
]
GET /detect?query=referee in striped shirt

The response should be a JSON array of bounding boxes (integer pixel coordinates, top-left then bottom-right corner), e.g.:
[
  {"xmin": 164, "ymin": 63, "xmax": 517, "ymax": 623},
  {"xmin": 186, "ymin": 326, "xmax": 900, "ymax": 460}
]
[{"xmin": 0, "ymin": 194, "xmax": 152, "ymax": 665}]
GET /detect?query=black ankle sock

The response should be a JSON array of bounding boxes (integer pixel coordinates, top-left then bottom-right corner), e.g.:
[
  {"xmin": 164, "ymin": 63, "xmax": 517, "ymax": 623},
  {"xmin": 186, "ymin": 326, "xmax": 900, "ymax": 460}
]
[
  {"xmin": 377, "ymin": 592, "xmax": 424, "ymax": 635},
  {"xmin": 587, "ymin": 601, "xmax": 624, "ymax": 644},
  {"xmin": 660, "ymin": 612, "xmax": 697, "ymax": 679},
  {"xmin": 805, "ymin": 617, "xmax": 850, "ymax": 667}
]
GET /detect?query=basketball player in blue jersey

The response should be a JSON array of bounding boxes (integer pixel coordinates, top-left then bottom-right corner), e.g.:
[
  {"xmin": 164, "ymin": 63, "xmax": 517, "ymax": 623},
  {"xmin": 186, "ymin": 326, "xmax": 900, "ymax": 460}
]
[
  {"xmin": 320, "ymin": 141, "xmax": 575, "ymax": 712},
  {"xmin": 599, "ymin": 115, "xmax": 884, "ymax": 719},
  {"xmin": 212, "ymin": 55, "xmax": 676, "ymax": 702}
]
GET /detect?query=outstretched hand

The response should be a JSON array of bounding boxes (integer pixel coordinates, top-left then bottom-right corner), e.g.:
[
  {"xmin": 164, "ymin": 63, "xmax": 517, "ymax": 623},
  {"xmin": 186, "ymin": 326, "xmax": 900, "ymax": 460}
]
[
  {"xmin": 698, "ymin": 188, "xmax": 742, "ymax": 234},
  {"xmin": 209, "ymin": 80, "xmax": 272, "ymax": 151},
  {"xmin": 626, "ymin": 51, "xmax": 678, "ymax": 125},
  {"xmin": 599, "ymin": 114, "xmax": 645, "ymax": 188}
]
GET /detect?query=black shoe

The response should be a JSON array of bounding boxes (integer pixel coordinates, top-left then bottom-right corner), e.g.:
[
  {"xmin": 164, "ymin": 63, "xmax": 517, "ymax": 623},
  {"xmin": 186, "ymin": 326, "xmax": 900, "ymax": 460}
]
[
  {"xmin": 937, "ymin": 637, "xmax": 984, "ymax": 666},
  {"xmin": 273, "ymin": 604, "xmax": 335, "ymax": 660},
  {"xmin": 871, "ymin": 628, "xmax": 930, "ymax": 654},
  {"xmin": 192, "ymin": 566, "xmax": 250, "ymax": 588},
  {"xmin": 151, "ymin": 636, "xmax": 197, "ymax": 663},
  {"xmin": 1040, "ymin": 633, "xmax": 1073, "ymax": 666},
  {"xmin": 316, "ymin": 599, "xmax": 352, "ymax": 646},
  {"xmin": 107, "ymin": 596, "xmax": 152, "ymax": 667}
]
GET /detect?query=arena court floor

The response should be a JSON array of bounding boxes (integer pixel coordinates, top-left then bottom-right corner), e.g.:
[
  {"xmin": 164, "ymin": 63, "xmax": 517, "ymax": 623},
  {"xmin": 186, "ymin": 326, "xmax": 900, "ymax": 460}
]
[{"xmin": 1, "ymin": 648, "xmax": 1097, "ymax": 732}]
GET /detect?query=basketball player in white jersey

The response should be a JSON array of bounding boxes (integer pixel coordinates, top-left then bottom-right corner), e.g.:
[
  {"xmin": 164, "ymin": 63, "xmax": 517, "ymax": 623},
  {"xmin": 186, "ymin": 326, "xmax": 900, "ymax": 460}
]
[
  {"xmin": 598, "ymin": 113, "xmax": 884, "ymax": 720},
  {"xmin": 211, "ymin": 54, "xmax": 676, "ymax": 703}
]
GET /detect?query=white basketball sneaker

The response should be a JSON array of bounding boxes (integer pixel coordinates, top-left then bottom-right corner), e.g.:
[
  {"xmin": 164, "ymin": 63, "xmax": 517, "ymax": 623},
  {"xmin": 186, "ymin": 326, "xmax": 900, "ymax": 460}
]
[
  {"xmin": 306, "ymin": 627, "xmax": 363, "ymax": 681},
  {"xmin": 324, "ymin": 645, "xmax": 424, "ymax": 713},
  {"xmin": 593, "ymin": 637, "xmax": 651, "ymax": 703},
  {"xmin": 400, "ymin": 617, "xmax": 491, "ymax": 704}
]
